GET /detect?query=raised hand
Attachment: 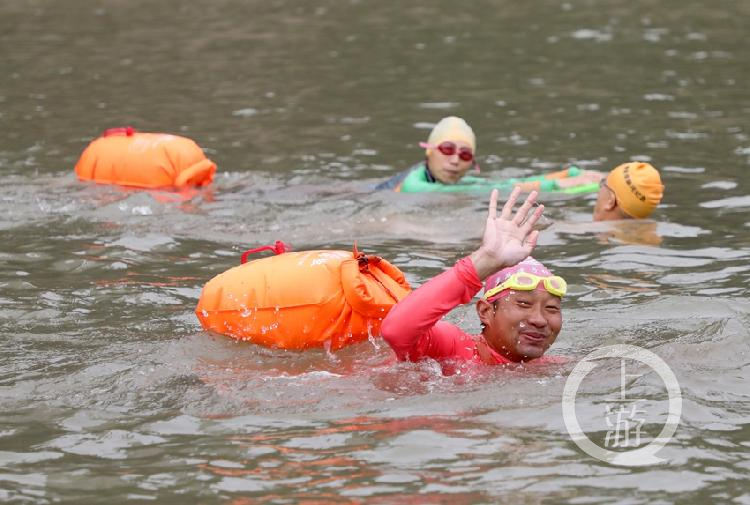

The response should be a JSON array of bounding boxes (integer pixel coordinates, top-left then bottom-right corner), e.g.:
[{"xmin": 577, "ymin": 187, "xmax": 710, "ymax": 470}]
[{"xmin": 469, "ymin": 187, "xmax": 545, "ymax": 280}]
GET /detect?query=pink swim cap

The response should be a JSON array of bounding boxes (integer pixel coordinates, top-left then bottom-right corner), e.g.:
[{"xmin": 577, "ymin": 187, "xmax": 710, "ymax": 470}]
[{"xmin": 483, "ymin": 257, "xmax": 553, "ymax": 303}]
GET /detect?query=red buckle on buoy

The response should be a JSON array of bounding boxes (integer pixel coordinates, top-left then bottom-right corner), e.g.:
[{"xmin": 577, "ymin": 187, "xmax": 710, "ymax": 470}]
[
  {"xmin": 240, "ymin": 240, "xmax": 291, "ymax": 264},
  {"xmin": 102, "ymin": 126, "xmax": 136, "ymax": 137}
]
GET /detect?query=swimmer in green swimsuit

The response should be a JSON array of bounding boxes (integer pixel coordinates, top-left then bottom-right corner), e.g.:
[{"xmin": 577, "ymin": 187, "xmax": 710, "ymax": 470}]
[
  {"xmin": 376, "ymin": 116, "xmax": 602, "ymax": 194},
  {"xmin": 375, "ymin": 116, "xmax": 479, "ymax": 191}
]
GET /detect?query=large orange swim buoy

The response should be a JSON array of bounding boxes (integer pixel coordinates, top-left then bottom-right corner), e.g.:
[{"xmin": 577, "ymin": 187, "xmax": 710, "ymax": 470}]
[
  {"xmin": 75, "ymin": 127, "xmax": 216, "ymax": 188},
  {"xmin": 195, "ymin": 243, "xmax": 412, "ymax": 351}
]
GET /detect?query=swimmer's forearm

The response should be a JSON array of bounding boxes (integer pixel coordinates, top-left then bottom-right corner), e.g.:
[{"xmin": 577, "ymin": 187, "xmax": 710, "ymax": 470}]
[{"xmin": 381, "ymin": 257, "xmax": 482, "ymax": 361}]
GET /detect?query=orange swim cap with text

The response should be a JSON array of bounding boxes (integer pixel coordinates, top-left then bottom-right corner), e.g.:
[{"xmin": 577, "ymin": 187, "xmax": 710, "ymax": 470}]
[{"xmin": 606, "ymin": 162, "xmax": 664, "ymax": 218}]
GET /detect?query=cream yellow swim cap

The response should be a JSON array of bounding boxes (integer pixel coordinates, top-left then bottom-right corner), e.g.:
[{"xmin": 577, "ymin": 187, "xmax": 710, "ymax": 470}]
[{"xmin": 426, "ymin": 116, "xmax": 476, "ymax": 153}]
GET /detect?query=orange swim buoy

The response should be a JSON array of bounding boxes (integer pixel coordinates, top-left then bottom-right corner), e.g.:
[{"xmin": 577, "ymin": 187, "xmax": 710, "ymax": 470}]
[
  {"xmin": 75, "ymin": 126, "xmax": 216, "ymax": 189},
  {"xmin": 195, "ymin": 243, "xmax": 412, "ymax": 351}
]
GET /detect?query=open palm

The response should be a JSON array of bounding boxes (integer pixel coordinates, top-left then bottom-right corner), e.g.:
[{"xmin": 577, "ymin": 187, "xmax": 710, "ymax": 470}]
[{"xmin": 471, "ymin": 187, "xmax": 544, "ymax": 280}]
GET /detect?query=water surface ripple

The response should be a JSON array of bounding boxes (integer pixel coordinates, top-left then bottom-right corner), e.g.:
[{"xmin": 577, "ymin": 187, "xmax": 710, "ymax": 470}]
[{"xmin": 1, "ymin": 0, "xmax": 748, "ymax": 503}]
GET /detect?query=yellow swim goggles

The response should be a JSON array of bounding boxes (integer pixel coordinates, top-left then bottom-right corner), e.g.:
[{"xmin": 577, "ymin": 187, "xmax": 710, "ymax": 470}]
[{"xmin": 484, "ymin": 272, "xmax": 567, "ymax": 299}]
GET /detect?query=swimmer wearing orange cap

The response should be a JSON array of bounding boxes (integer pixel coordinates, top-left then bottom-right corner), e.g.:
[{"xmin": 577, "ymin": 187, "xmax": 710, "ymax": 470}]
[
  {"xmin": 593, "ymin": 162, "xmax": 664, "ymax": 221},
  {"xmin": 381, "ymin": 187, "xmax": 564, "ymax": 365}
]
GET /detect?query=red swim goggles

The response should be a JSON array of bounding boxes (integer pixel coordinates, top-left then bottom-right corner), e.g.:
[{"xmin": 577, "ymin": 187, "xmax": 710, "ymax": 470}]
[{"xmin": 419, "ymin": 141, "xmax": 474, "ymax": 162}]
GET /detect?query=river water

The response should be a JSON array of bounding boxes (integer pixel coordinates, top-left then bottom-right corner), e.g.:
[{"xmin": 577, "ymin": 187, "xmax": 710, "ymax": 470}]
[{"xmin": 1, "ymin": 0, "xmax": 748, "ymax": 503}]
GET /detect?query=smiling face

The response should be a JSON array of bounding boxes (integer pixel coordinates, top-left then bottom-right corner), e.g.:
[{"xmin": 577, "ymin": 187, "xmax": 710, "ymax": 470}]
[
  {"xmin": 425, "ymin": 140, "xmax": 475, "ymax": 184},
  {"xmin": 476, "ymin": 288, "xmax": 562, "ymax": 362}
]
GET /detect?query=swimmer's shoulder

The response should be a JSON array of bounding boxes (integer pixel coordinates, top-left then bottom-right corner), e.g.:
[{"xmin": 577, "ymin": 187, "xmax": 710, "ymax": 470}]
[{"xmin": 374, "ymin": 162, "xmax": 430, "ymax": 191}]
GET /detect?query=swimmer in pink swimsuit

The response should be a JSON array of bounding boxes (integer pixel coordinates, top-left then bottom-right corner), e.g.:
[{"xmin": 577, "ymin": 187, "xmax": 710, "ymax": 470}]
[{"xmin": 381, "ymin": 187, "xmax": 565, "ymax": 365}]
